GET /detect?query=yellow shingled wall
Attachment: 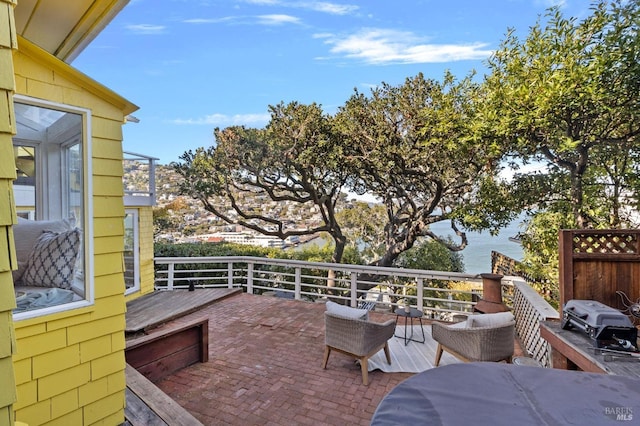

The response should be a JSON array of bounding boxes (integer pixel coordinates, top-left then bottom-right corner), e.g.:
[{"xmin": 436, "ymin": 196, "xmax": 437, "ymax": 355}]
[
  {"xmin": 9, "ymin": 38, "xmax": 135, "ymax": 425},
  {"xmin": 0, "ymin": 1, "xmax": 18, "ymax": 425},
  {"xmin": 139, "ymin": 207, "xmax": 155, "ymax": 296}
]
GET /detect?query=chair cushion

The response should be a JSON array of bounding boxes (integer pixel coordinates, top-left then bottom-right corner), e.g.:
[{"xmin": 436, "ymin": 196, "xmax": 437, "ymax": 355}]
[
  {"xmin": 468, "ymin": 311, "xmax": 514, "ymax": 328},
  {"xmin": 325, "ymin": 300, "xmax": 369, "ymax": 320},
  {"xmin": 21, "ymin": 228, "xmax": 81, "ymax": 289},
  {"xmin": 13, "ymin": 218, "xmax": 75, "ymax": 283},
  {"xmin": 449, "ymin": 320, "xmax": 471, "ymax": 329}
]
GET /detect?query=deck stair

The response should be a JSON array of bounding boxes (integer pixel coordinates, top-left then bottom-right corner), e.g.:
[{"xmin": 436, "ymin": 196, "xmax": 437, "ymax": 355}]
[{"xmin": 124, "ymin": 364, "xmax": 203, "ymax": 425}]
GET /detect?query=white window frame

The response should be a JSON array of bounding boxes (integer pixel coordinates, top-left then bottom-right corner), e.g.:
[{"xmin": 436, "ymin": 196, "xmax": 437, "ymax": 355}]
[
  {"xmin": 124, "ymin": 209, "xmax": 140, "ymax": 295},
  {"xmin": 12, "ymin": 95, "xmax": 94, "ymax": 320}
]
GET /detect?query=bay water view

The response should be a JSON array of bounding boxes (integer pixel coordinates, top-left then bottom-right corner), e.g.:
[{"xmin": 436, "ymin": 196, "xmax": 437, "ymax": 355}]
[
  {"xmin": 429, "ymin": 219, "xmax": 524, "ymax": 274},
  {"xmin": 299, "ymin": 217, "xmax": 525, "ymax": 275}
]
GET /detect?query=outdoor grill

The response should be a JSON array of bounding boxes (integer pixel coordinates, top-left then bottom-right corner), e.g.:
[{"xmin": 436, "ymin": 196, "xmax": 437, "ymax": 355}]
[{"xmin": 561, "ymin": 299, "xmax": 638, "ymax": 351}]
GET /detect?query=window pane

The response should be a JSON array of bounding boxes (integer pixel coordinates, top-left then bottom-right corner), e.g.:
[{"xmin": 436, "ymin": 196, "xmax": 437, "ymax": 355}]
[
  {"xmin": 12, "ymin": 100, "xmax": 88, "ymax": 316},
  {"xmin": 14, "ymin": 145, "xmax": 36, "ymax": 217},
  {"xmin": 66, "ymin": 143, "xmax": 83, "ymax": 222},
  {"xmin": 124, "ymin": 212, "xmax": 135, "ymax": 290}
]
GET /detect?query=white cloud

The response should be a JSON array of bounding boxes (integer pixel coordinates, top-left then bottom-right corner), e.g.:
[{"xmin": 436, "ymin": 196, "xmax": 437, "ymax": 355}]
[
  {"xmin": 257, "ymin": 14, "xmax": 302, "ymax": 25},
  {"xmin": 242, "ymin": 0, "xmax": 358, "ymax": 15},
  {"xmin": 173, "ymin": 113, "xmax": 271, "ymax": 127},
  {"xmin": 535, "ymin": 0, "xmax": 566, "ymax": 8},
  {"xmin": 244, "ymin": 0, "xmax": 281, "ymax": 4},
  {"xmin": 125, "ymin": 24, "xmax": 166, "ymax": 34},
  {"xmin": 301, "ymin": 2, "xmax": 358, "ymax": 15},
  {"xmin": 319, "ymin": 28, "xmax": 493, "ymax": 64},
  {"xmin": 183, "ymin": 17, "xmax": 236, "ymax": 24},
  {"xmin": 182, "ymin": 14, "xmax": 299, "ymax": 26}
]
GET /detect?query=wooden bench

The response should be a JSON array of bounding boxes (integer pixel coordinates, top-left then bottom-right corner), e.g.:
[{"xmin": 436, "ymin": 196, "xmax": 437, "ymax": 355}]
[
  {"xmin": 126, "ymin": 317, "xmax": 209, "ymax": 382},
  {"xmin": 125, "ymin": 364, "xmax": 203, "ymax": 426}
]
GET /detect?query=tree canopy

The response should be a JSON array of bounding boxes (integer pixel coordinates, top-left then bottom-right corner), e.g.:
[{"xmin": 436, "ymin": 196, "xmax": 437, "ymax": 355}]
[
  {"xmin": 334, "ymin": 72, "xmax": 509, "ymax": 267},
  {"xmin": 481, "ymin": 0, "xmax": 640, "ymax": 229},
  {"xmin": 174, "ymin": 102, "xmax": 350, "ymax": 263}
]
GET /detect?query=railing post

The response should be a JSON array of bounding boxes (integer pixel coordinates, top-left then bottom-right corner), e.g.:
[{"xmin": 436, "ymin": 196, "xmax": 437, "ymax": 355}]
[
  {"xmin": 148, "ymin": 157, "xmax": 156, "ymax": 205},
  {"xmin": 247, "ymin": 263, "xmax": 254, "ymax": 294},
  {"xmin": 417, "ymin": 277, "xmax": 424, "ymax": 311},
  {"xmin": 295, "ymin": 268, "xmax": 301, "ymax": 300},
  {"xmin": 167, "ymin": 262, "xmax": 174, "ymax": 290},
  {"xmin": 228, "ymin": 262, "xmax": 234, "ymax": 288},
  {"xmin": 350, "ymin": 272, "xmax": 358, "ymax": 307}
]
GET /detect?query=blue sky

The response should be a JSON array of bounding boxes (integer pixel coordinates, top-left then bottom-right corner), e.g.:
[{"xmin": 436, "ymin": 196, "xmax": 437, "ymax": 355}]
[{"xmin": 73, "ymin": 0, "xmax": 591, "ymax": 165}]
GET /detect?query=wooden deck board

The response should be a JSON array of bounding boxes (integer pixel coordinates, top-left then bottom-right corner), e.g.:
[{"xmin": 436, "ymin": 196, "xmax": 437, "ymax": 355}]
[
  {"xmin": 124, "ymin": 387, "xmax": 167, "ymax": 426},
  {"xmin": 125, "ymin": 288, "xmax": 240, "ymax": 334},
  {"xmin": 125, "ymin": 364, "xmax": 203, "ymax": 426}
]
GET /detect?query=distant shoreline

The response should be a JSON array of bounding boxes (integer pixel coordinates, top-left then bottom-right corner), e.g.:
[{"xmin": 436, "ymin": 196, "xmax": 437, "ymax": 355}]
[{"xmin": 293, "ymin": 219, "xmax": 524, "ymax": 275}]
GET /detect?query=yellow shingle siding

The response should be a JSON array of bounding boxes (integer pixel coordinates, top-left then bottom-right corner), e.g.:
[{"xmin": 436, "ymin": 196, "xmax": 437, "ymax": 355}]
[
  {"xmin": 94, "ymin": 217, "xmax": 125, "ymax": 238},
  {"xmin": 139, "ymin": 207, "xmax": 155, "ymax": 295},
  {"xmin": 10, "ymin": 36, "xmax": 135, "ymax": 426},
  {"xmin": 0, "ymin": 2, "xmax": 18, "ymax": 425}
]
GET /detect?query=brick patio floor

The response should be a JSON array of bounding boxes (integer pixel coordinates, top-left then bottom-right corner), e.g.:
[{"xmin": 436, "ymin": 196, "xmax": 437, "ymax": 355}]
[
  {"xmin": 154, "ymin": 292, "xmax": 413, "ymax": 425},
  {"xmin": 153, "ymin": 291, "xmax": 525, "ymax": 425}
]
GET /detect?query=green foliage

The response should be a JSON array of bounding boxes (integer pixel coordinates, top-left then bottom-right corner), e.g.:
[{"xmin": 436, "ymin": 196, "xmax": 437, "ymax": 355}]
[
  {"xmin": 518, "ymin": 211, "xmax": 576, "ymax": 306},
  {"xmin": 336, "ymin": 201, "xmax": 387, "ymax": 262},
  {"xmin": 334, "ymin": 72, "xmax": 506, "ymax": 268},
  {"xmin": 395, "ymin": 238, "xmax": 465, "ymax": 273},
  {"xmin": 155, "ymin": 241, "xmax": 280, "ymax": 259},
  {"xmin": 478, "ymin": 0, "xmax": 640, "ymax": 302},
  {"xmin": 173, "ymin": 101, "xmax": 349, "ymax": 263},
  {"xmin": 391, "ymin": 238, "xmax": 470, "ymax": 310},
  {"xmin": 482, "ymin": 0, "xmax": 640, "ymax": 229}
]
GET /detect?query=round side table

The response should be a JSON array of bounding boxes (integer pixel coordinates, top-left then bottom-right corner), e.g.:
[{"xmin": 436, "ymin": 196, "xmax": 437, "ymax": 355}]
[{"xmin": 394, "ymin": 307, "xmax": 426, "ymax": 345}]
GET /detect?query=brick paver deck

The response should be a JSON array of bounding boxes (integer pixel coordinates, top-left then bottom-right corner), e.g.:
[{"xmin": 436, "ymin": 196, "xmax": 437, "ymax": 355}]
[
  {"xmin": 153, "ymin": 291, "xmax": 525, "ymax": 425},
  {"xmin": 154, "ymin": 292, "xmax": 413, "ymax": 425}
]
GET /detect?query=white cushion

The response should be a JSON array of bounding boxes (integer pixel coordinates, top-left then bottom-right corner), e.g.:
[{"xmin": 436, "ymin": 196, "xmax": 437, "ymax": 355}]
[
  {"xmin": 468, "ymin": 311, "xmax": 514, "ymax": 328},
  {"xmin": 21, "ymin": 228, "xmax": 81, "ymax": 289},
  {"xmin": 12, "ymin": 219, "xmax": 76, "ymax": 284},
  {"xmin": 449, "ymin": 320, "xmax": 471, "ymax": 329},
  {"xmin": 325, "ymin": 300, "xmax": 369, "ymax": 320}
]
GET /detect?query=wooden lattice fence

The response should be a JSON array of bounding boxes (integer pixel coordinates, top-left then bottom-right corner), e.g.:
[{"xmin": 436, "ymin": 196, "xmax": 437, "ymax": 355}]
[{"xmin": 559, "ymin": 230, "xmax": 640, "ymax": 316}]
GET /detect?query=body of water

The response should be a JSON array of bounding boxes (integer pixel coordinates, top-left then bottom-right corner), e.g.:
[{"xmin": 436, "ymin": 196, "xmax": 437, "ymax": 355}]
[
  {"xmin": 298, "ymin": 218, "xmax": 525, "ymax": 275},
  {"xmin": 429, "ymin": 219, "xmax": 524, "ymax": 274}
]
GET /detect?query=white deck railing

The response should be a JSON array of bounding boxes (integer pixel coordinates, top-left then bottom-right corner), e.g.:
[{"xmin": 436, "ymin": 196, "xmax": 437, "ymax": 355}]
[
  {"xmin": 154, "ymin": 256, "xmax": 514, "ymax": 320},
  {"xmin": 154, "ymin": 256, "xmax": 556, "ymax": 363},
  {"xmin": 123, "ymin": 151, "xmax": 158, "ymax": 206}
]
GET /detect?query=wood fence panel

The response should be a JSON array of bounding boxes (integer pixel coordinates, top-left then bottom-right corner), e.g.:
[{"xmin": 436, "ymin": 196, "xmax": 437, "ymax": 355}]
[{"xmin": 559, "ymin": 230, "xmax": 640, "ymax": 317}]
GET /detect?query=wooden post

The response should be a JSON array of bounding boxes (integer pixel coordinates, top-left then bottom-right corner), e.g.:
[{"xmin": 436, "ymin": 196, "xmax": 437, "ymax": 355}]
[{"xmin": 558, "ymin": 230, "xmax": 574, "ymax": 310}]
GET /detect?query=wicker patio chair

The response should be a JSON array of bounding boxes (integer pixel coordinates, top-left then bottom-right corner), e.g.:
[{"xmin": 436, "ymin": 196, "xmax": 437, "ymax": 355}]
[
  {"xmin": 431, "ymin": 312, "xmax": 515, "ymax": 366},
  {"xmin": 322, "ymin": 311, "xmax": 396, "ymax": 385}
]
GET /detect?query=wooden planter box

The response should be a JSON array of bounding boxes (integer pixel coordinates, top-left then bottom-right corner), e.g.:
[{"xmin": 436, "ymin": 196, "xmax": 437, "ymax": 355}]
[{"xmin": 126, "ymin": 317, "xmax": 209, "ymax": 382}]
